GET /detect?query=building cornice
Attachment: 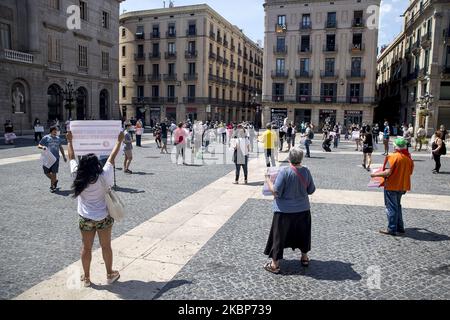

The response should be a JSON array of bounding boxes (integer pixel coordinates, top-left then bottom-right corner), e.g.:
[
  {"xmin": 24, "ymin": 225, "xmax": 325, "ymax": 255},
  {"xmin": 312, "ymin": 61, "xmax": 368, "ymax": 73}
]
[
  {"xmin": 264, "ymin": 0, "xmax": 381, "ymax": 8},
  {"xmin": 73, "ymin": 32, "xmax": 93, "ymax": 42},
  {"xmin": 377, "ymin": 32, "xmax": 405, "ymax": 62},
  {"xmin": 43, "ymin": 22, "xmax": 67, "ymax": 33}
]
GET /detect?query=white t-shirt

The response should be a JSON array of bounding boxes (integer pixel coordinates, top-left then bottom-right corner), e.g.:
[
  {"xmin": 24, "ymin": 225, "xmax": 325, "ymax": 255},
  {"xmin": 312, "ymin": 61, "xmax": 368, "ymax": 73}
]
[{"xmin": 70, "ymin": 159, "xmax": 114, "ymax": 221}]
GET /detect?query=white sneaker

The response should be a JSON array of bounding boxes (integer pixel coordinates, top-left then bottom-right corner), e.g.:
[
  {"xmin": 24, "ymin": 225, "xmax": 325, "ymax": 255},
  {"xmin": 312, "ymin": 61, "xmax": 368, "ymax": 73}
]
[{"xmin": 106, "ymin": 271, "xmax": 120, "ymax": 285}]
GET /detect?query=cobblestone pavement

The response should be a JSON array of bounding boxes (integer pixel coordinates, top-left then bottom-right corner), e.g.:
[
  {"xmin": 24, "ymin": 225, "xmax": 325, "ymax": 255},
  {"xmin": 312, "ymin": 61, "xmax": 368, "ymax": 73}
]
[
  {"xmin": 0, "ymin": 140, "xmax": 234, "ymax": 300},
  {"xmin": 156, "ymin": 199, "xmax": 450, "ymax": 300},
  {"xmin": 1, "ymin": 133, "xmax": 449, "ymax": 300}
]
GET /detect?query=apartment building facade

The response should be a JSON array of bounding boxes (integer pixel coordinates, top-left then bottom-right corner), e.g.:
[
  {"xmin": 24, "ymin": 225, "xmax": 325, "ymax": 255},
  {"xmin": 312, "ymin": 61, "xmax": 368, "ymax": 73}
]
[
  {"xmin": 263, "ymin": 0, "xmax": 379, "ymax": 129},
  {"xmin": 119, "ymin": 4, "xmax": 263, "ymax": 126},
  {"xmin": 0, "ymin": 0, "xmax": 123, "ymax": 133},
  {"xmin": 376, "ymin": 0, "xmax": 450, "ymax": 135}
]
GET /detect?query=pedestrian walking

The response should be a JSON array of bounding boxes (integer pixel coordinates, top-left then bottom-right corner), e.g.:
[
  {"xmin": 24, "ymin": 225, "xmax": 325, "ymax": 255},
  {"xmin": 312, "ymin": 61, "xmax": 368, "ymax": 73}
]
[
  {"xmin": 302, "ymin": 123, "xmax": 313, "ymax": 158},
  {"xmin": 291, "ymin": 123, "xmax": 297, "ymax": 148},
  {"xmin": 38, "ymin": 126, "xmax": 67, "ymax": 192},
  {"xmin": 174, "ymin": 122, "xmax": 189, "ymax": 165},
  {"xmin": 259, "ymin": 123, "xmax": 276, "ymax": 168},
  {"xmin": 285, "ymin": 123, "xmax": 293, "ymax": 152},
  {"xmin": 123, "ymin": 124, "xmax": 133, "ymax": 174},
  {"xmin": 414, "ymin": 125, "xmax": 426, "ymax": 151},
  {"xmin": 383, "ymin": 121, "xmax": 390, "ymax": 155},
  {"xmin": 160, "ymin": 120, "xmax": 169, "ymax": 154},
  {"xmin": 362, "ymin": 125, "xmax": 374, "ymax": 171},
  {"xmin": 231, "ymin": 125, "xmax": 250, "ymax": 185},
  {"xmin": 370, "ymin": 137, "xmax": 414, "ymax": 236},
  {"xmin": 279, "ymin": 125, "xmax": 286, "ymax": 152},
  {"xmin": 322, "ymin": 135, "xmax": 332, "ymax": 152},
  {"xmin": 403, "ymin": 124, "xmax": 412, "ymax": 150},
  {"xmin": 66, "ymin": 130, "xmax": 124, "ymax": 287},
  {"xmin": 373, "ymin": 124, "xmax": 380, "ymax": 144},
  {"xmin": 432, "ymin": 131, "xmax": 446, "ymax": 174},
  {"xmin": 263, "ymin": 147, "xmax": 316, "ymax": 273},
  {"xmin": 135, "ymin": 119, "xmax": 143, "ymax": 147}
]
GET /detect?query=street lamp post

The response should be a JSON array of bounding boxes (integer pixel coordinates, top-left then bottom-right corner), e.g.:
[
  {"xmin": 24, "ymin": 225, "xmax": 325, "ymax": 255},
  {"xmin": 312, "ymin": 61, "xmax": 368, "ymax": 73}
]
[
  {"xmin": 61, "ymin": 81, "xmax": 76, "ymax": 120},
  {"xmin": 417, "ymin": 93, "xmax": 434, "ymax": 137}
]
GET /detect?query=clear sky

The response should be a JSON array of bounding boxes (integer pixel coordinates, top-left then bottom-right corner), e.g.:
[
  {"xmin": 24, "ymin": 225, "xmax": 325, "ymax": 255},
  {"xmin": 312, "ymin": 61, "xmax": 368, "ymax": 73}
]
[{"xmin": 120, "ymin": 0, "xmax": 409, "ymax": 48}]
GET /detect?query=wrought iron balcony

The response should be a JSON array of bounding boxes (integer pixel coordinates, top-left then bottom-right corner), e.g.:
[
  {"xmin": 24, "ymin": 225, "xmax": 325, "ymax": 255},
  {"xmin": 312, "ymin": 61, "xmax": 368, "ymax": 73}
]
[
  {"xmin": 346, "ymin": 69, "xmax": 366, "ymax": 79},
  {"xmin": 163, "ymin": 73, "xmax": 178, "ymax": 81},
  {"xmin": 183, "ymin": 73, "xmax": 198, "ymax": 81},
  {"xmin": 208, "ymin": 52, "xmax": 216, "ymax": 60},
  {"xmin": 166, "ymin": 31, "xmax": 176, "ymax": 38},
  {"xmin": 273, "ymin": 45, "xmax": 288, "ymax": 55},
  {"xmin": 149, "ymin": 52, "xmax": 161, "ymax": 60},
  {"xmin": 186, "ymin": 28, "xmax": 197, "ymax": 37},
  {"xmin": 325, "ymin": 20, "xmax": 337, "ymax": 29},
  {"xmin": 323, "ymin": 44, "xmax": 338, "ymax": 53},
  {"xmin": 352, "ymin": 18, "xmax": 365, "ymax": 28},
  {"xmin": 300, "ymin": 22, "xmax": 312, "ymax": 30},
  {"xmin": 298, "ymin": 45, "xmax": 312, "ymax": 54},
  {"xmin": 150, "ymin": 32, "xmax": 160, "ymax": 39},
  {"xmin": 165, "ymin": 52, "xmax": 177, "ymax": 59},
  {"xmin": 148, "ymin": 74, "xmax": 161, "ymax": 82},
  {"xmin": 295, "ymin": 70, "xmax": 313, "ymax": 78},
  {"xmin": 185, "ymin": 50, "xmax": 198, "ymax": 59},
  {"xmin": 350, "ymin": 43, "xmax": 365, "ymax": 53},
  {"xmin": 320, "ymin": 70, "xmax": 339, "ymax": 78},
  {"xmin": 271, "ymin": 70, "xmax": 289, "ymax": 79},
  {"xmin": 133, "ymin": 75, "xmax": 146, "ymax": 82},
  {"xmin": 134, "ymin": 53, "xmax": 146, "ymax": 61}
]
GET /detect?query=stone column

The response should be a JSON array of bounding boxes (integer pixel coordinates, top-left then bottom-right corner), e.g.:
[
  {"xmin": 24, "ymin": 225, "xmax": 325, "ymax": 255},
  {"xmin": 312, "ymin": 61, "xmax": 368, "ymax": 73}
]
[{"xmin": 26, "ymin": 0, "xmax": 40, "ymax": 54}]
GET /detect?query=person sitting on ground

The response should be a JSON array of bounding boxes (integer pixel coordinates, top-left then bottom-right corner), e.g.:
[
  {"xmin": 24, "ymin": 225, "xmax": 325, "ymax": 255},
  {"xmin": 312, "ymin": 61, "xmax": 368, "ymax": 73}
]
[
  {"xmin": 66, "ymin": 130, "xmax": 124, "ymax": 287},
  {"xmin": 263, "ymin": 147, "xmax": 316, "ymax": 274}
]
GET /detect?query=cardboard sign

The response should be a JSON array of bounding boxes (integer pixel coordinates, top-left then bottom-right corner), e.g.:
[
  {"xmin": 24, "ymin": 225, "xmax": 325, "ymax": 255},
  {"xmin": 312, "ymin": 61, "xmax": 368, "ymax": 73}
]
[{"xmin": 70, "ymin": 121, "xmax": 122, "ymax": 157}]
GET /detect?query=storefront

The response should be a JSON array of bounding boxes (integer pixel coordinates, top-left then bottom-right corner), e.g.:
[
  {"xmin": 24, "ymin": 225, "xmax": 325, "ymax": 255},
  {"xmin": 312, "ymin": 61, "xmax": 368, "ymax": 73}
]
[
  {"xmin": 166, "ymin": 107, "xmax": 177, "ymax": 123},
  {"xmin": 186, "ymin": 107, "xmax": 198, "ymax": 122},
  {"xmin": 344, "ymin": 110, "xmax": 363, "ymax": 127},
  {"xmin": 319, "ymin": 109, "xmax": 337, "ymax": 129},
  {"xmin": 271, "ymin": 108, "xmax": 288, "ymax": 128},
  {"xmin": 294, "ymin": 109, "xmax": 312, "ymax": 127},
  {"xmin": 150, "ymin": 107, "xmax": 161, "ymax": 127}
]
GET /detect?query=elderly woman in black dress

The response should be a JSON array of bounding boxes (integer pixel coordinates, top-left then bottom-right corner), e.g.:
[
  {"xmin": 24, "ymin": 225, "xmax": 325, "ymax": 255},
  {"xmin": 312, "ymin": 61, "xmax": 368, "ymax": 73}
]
[{"xmin": 264, "ymin": 147, "xmax": 316, "ymax": 274}]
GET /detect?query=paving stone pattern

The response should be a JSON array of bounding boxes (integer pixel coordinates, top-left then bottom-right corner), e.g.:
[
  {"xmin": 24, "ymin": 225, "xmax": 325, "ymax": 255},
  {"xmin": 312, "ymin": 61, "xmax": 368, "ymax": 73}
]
[{"xmin": 157, "ymin": 199, "xmax": 450, "ymax": 300}]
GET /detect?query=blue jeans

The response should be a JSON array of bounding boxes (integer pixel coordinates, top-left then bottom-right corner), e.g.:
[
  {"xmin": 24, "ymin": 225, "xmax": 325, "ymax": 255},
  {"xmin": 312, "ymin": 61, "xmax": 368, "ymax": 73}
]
[
  {"xmin": 304, "ymin": 139, "xmax": 311, "ymax": 157},
  {"xmin": 384, "ymin": 190, "xmax": 405, "ymax": 233}
]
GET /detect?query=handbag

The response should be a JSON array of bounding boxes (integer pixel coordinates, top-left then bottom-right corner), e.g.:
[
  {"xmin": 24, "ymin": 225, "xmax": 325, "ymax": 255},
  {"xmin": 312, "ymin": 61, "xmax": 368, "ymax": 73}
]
[{"xmin": 100, "ymin": 176, "xmax": 125, "ymax": 222}]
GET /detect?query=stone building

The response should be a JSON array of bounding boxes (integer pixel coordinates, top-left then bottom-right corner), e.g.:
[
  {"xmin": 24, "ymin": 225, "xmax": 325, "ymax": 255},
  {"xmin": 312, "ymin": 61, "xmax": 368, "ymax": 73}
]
[
  {"xmin": 262, "ymin": 0, "xmax": 380, "ymax": 129},
  {"xmin": 119, "ymin": 4, "xmax": 263, "ymax": 126},
  {"xmin": 376, "ymin": 0, "xmax": 450, "ymax": 135},
  {"xmin": 0, "ymin": 0, "xmax": 123, "ymax": 134}
]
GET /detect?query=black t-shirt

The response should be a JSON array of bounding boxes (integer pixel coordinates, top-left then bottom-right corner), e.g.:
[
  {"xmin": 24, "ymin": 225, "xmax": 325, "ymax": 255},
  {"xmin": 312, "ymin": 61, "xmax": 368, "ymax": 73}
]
[
  {"xmin": 160, "ymin": 123, "xmax": 168, "ymax": 138},
  {"xmin": 364, "ymin": 133, "xmax": 373, "ymax": 147},
  {"xmin": 286, "ymin": 127, "xmax": 293, "ymax": 137}
]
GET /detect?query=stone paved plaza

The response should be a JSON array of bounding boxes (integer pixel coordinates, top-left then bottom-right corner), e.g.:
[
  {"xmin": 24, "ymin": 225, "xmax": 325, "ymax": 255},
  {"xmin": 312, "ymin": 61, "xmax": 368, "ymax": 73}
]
[{"xmin": 0, "ymin": 133, "xmax": 449, "ymax": 300}]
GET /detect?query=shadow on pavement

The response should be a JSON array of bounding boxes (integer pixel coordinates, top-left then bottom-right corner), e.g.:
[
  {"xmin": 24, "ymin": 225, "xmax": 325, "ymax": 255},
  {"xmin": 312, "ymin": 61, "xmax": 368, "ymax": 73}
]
[
  {"xmin": 153, "ymin": 280, "xmax": 192, "ymax": 300},
  {"xmin": 245, "ymin": 181, "xmax": 265, "ymax": 187},
  {"xmin": 53, "ymin": 189, "xmax": 73, "ymax": 197},
  {"xmin": 403, "ymin": 228, "xmax": 450, "ymax": 242},
  {"xmin": 279, "ymin": 260, "xmax": 362, "ymax": 281},
  {"xmin": 114, "ymin": 186, "xmax": 146, "ymax": 194},
  {"xmin": 132, "ymin": 172, "xmax": 155, "ymax": 176},
  {"xmin": 90, "ymin": 279, "xmax": 191, "ymax": 300}
]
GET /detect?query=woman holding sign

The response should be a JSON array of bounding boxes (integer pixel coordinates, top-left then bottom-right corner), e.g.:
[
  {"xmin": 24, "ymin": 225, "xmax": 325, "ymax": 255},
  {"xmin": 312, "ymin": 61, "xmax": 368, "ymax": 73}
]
[
  {"xmin": 263, "ymin": 147, "xmax": 316, "ymax": 274},
  {"xmin": 66, "ymin": 130, "xmax": 124, "ymax": 287}
]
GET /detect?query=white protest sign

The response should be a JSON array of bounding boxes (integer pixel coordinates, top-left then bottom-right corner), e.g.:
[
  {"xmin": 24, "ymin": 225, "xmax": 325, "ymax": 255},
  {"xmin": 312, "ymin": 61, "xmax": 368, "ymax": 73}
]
[
  {"xmin": 41, "ymin": 149, "xmax": 57, "ymax": 169},
  {"xmin": 70, "ymin": 121, "xmax": 122, "ymax": 157}
]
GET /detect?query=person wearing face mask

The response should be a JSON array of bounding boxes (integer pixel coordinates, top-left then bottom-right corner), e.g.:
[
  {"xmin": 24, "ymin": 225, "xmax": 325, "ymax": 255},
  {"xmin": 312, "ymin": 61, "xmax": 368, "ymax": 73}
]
[{"xmin": 231, "ymin": 125, "xmax": 250, "ymax": 185}]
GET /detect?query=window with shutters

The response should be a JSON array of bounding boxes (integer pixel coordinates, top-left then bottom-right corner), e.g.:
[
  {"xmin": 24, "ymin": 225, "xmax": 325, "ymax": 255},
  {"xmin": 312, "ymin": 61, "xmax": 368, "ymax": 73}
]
[
  {"xmin": 79, "ymin": 1, "xmax": 88, "ymax": 21},
  {"xmin": 0, "ymin": 23, "xmax": 11, "ymax": 49},
  {"xmin": 48, "ymin": 36, "xmax": 61, "ymax": 62},
  {"xmin": 48, "ymin": 0, "xmax": 60, "ymax": 10},
  {"xmin": 102, "ymin": 11, "xmax": 109, "ymax": 29}
]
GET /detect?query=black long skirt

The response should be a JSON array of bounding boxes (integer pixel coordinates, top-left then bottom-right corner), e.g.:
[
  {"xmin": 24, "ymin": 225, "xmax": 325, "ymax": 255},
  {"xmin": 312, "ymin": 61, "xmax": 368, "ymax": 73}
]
[{"xmin": 264, "ymin": 211, "xmax": 312, "ymax": 260}]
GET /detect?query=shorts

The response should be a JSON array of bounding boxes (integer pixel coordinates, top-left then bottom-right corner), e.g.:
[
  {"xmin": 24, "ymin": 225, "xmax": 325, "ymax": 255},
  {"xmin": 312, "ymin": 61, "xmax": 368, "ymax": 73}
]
[
  {"xmin": 79, "ymin": 215, "xmax": 114, "ymax": 232},
  {"xmin": 124, "ymin": 149, "xmax": 133, "ymax": 158},
  {"xmin": 162, "ymin": 137, "xmax": 167, "ymax": 144},
  {"xmin": 43, "ymin": 159, "xmax": 59, "ymax": 174}
]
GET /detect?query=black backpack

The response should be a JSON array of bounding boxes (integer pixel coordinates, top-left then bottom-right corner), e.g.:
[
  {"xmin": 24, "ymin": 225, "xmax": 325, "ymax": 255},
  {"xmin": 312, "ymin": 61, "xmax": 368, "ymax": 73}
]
[
  {"xmin": 441, "ymin": 141, "xmax": 447, "ymax": 155},
  {"xmin": 308, "ymin": 130, "xmax": 314, "ymax": 140}
]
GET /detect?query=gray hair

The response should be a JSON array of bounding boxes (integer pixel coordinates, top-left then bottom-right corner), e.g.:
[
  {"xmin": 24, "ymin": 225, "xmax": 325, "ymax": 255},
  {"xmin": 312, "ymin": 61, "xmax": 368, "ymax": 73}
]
[{"xmin": 289, "ymin": 147, "xmax": 304, "ymax": 165}]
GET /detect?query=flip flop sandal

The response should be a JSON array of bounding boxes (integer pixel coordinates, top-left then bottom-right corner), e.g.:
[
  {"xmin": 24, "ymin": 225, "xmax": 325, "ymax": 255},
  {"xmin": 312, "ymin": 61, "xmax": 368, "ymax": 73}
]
[
  {"xmin": 107, "ymin": 271, "xmax": 120, "ymax": 285},
  {"xmin": 264, "ymin": 262, "xmax": 280, "ymax": 274},
  {"xmin": 81, "ymin": 275, "xmax": 91, "ymax": 287}
]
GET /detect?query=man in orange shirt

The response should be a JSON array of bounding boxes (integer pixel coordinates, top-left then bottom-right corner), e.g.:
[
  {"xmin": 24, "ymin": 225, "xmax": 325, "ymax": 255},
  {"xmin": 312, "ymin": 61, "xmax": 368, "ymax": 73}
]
[{"xmin": 371, "ymin": 137, "xmax": 414, "ymax": 236}]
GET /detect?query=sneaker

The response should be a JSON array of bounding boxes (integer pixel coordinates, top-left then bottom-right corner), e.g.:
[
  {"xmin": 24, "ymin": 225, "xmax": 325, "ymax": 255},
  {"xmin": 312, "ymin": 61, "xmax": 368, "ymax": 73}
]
[
  {"xmin": 50, "ymin": 186, "xmax": 56, "ymax": 193},
  {"xmin": 106, "ymin": 271, "xmax": 120, "ymax": 285},
  {"xmin": 379, "ymin": 229, "xmax": 397, "ymax": 236},
  {"xmin": 362, "ymin": 164, "xmax": 366, "ymax": 169},
  {"xmin": 125, "ymin": 169, "xmax": 133, "ymax": 174}
]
